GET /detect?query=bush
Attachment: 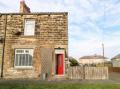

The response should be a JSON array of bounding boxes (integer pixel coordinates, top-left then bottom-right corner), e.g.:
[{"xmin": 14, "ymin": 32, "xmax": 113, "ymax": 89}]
[{"xmin": 69, "ymin": 57, "xmax": 79, "ymax": 66}]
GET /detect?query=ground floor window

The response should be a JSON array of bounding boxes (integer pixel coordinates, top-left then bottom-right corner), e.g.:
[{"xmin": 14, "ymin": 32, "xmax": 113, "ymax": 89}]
[{"xmin": 14, "ymin": 49, "xmax": 33, "ymax": 68}]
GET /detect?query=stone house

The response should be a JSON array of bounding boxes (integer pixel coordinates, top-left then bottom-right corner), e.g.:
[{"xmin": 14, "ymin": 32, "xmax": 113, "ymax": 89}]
[
  {"xmin": 0, "ymin": 1, "xmax": 68, "ymax": 79},
  {"xmin": 79, "ymin": 54, "xmax": 108, "ymax": 66},
  {"xmin": 111, "ymin": 54, "xmax": 120, "ymax": 67}
]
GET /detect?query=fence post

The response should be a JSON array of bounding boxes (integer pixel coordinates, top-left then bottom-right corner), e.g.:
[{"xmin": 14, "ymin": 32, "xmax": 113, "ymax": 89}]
[{"xmin": 83, "ymin": 66, "xmax": 85, "ymax": 79}]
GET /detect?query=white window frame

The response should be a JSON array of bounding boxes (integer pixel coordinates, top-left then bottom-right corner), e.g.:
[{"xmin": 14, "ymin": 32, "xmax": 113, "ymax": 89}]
[
  {"xmin": 24, "ymin": 19, "xmax": 35, "ymax": 36},
  {"xmin": 14, "ymin": 49, "xmax": 33, "ymax": 68}
]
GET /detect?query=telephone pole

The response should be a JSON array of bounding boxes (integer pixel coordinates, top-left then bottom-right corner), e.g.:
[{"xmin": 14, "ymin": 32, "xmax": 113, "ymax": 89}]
[
  {"xmin": 102, "ymin": 1, "xmax": 106, "ymax": 58},
  {"xmin": 102, "ymin": 43, "xmax": 104, "ymax": 58}
]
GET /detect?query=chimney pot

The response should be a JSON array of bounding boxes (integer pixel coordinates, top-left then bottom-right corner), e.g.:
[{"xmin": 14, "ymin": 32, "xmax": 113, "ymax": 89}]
[{"xmin": 19, "ymin": 0, "xmax": 31, "ymax": 13}]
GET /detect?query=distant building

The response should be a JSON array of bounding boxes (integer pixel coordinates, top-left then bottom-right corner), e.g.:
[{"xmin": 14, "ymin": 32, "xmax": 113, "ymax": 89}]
[
  {"xmin": 79, "ymin": 54, "xmax": 108, "ymax": 65},
  {"xmin": 111, "ymin": 54, "xmax": 120, "ymax": 67}
]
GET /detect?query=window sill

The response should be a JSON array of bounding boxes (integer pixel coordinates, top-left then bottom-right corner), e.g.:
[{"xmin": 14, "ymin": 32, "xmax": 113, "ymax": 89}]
[
  {"xmin": 14, "ymin": 66, "xmax": 33, "ymax": 70},
  {"xmin": 21, "ymin": 35, "xmax": 36, "ymax": 38}
]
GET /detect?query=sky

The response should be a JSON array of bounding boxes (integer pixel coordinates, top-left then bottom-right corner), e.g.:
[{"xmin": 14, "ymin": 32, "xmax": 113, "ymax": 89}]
[{"xmin": 0, "ymin": 0, "xmax": 120, "ymax": 59}]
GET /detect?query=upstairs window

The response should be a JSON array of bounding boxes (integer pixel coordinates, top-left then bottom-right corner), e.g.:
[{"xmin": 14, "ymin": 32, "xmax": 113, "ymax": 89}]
[
  {"xmin": 24, "ymin": 19, "xmax": 35, "ymax": 36},
  {"xmin": 14, "ymin": 49, "xmax": 33, "ymax": 68}
]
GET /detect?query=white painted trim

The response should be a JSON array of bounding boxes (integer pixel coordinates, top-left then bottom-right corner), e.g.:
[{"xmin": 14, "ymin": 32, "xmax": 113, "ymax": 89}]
[
  {"xmin": 24, "ymin": 19, "xmax": 35, "ymax": 36},
  {"xmin": 55, "ymin": 49, "xmax": 65, "ymax": 54},
  {"xmin": 54, "ymin": 75, "xmax": 65, "ymax": 77},
  {"xmin": 14, "ymin": 48, "xmax": 34, "ymax": 68},
  {"xmin": 14, "ymin": 66, "xmax": 33, "ymax": 69},
  {"xmin": 54, "ymin": 49, "xmax": 65, "ymax": 76}
]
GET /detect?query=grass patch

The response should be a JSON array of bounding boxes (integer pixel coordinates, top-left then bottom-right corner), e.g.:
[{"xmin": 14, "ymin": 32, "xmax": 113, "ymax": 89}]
[{"xmin": 0, "ymin": 83, "xmax": 120, "ymax": 89}]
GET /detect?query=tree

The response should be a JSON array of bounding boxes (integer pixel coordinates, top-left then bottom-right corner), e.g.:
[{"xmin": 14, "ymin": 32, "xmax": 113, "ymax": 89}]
[{"xmin": 69, "ymin": 57, "xmax": 79, "ymax": 66}]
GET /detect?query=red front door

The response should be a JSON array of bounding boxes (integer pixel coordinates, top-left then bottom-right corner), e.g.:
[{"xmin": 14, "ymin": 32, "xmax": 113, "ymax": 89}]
[{"xmin": 56, "ymin": 54, "xmax": 64, "ymax": 75}]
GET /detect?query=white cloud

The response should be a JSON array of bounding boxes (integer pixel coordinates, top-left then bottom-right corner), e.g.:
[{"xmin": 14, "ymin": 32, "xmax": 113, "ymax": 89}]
[
  {"xmin": 0, "ymin": 0, "xmax": 120, "ymax": 59},
  {"xmin": 0, "ymin": 0, "xmax": 20, "ymax": 12}
]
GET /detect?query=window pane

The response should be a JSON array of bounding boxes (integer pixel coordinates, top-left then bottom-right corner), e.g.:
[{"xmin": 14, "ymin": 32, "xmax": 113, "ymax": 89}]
[
  {"xmin": 26, "ymin": 54, "xmax": 29, "ymax": 66},
  {"xmin": 19, "ymin": 54, "xmax": 22, "ymax": 66},
  {"xmin": 16, "ymin": 50, "xmax": 24, "ymax": 53},
  {"xmin": 17, "ymin": 55, "xmax": 20, "ymax": 66},
  {"xmin": 24, "ymin": 20, "xmax": 35, "ymax": 36},
  {"xmin": 28, "ymin": 54, "xmax": 32, "ymax": 66},
  {"xmin": 22, "ymin": 54, "xmax": 25, "ymax": 66},
  {"xmin": 14, "ymin": 49, "xmax": 33, "ymax": 67},
  {"xmin": 15, "ymin": 54, "xmax": 18, "ymax": 66},
  {"xmin": 25, "ymin": 50, "xmax": 29, "ymax": 53}
]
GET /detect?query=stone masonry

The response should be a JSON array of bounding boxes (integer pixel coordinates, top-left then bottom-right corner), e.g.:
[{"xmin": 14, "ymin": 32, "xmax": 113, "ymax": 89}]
[
  {"xmin": 0, "ymin": 13, "xmax": 68, "ymax": 79},
  {"xmin": 0, "ymin": 1, "xmax": 68, "ymax": 79},
  {"xmin": 0, "ymin": 15, "xmax": 5, "ymax": 76}
]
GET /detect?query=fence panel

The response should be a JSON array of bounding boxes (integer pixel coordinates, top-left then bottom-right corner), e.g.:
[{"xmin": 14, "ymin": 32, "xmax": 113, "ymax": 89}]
[
  {"xmin": 67, "ymin": 67, "xmax": 108, "ymax": 80},
  {"xmin": 85, "ymin": 67, "xmax": 108, "ymax": 79},
  {"xmin": 67, "ymin": 66, "xmax": 84, "ymax": 79},
  {"xmin": 108, "ymin": 67, "xmax": 120, "ymax": 73}
]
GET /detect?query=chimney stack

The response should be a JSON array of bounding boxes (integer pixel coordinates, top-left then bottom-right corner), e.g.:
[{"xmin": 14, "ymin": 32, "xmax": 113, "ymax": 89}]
[{"xmin": 19, "ymin": 0, "xmax": 31, "ymax": 13}]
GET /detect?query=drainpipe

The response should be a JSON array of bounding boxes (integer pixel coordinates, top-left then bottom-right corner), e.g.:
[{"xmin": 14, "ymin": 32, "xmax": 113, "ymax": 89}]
[{"xmin": 1, "ymin": 14, "xmax": 7, "ymax": 78}]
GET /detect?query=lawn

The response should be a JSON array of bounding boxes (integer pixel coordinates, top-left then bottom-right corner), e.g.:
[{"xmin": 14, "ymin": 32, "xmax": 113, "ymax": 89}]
[{"xmin": 0, "ymin": 82, "xmax": 120, "ymax": 89}]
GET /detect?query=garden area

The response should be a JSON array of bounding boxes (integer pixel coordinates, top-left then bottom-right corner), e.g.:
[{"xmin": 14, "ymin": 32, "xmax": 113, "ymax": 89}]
[{"xmin": 0, "ymin": 80, "xmax": 120, "ymax": 89}]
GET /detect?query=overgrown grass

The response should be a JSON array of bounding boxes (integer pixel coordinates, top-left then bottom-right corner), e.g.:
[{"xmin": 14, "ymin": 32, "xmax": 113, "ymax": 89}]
[{"xmin": 0, "ymin": 83, "xmax": 120, "ymax": 89}]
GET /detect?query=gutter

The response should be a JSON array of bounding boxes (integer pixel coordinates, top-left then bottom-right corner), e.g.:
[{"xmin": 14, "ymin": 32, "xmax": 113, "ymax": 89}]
[
  {"xmin": 0, "ymin": 12, "xmax": 68, "ymax": 15},
  {"xmin": 1, "ymin": 15, "xmax": 7, "ymax": 78}
]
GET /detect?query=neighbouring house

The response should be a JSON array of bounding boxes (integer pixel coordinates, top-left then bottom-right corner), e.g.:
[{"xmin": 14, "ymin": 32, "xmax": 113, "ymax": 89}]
[
  {"xmin": 79, "ymin": 54, "xmax": 108, "ymax": 66},
  {"xmin": 0, "ymin": 1, "xmax": 68, "ymax": 79},
  {"xmin": 111, "ymin": 54, "xmax": 120, "ymax": 67}
]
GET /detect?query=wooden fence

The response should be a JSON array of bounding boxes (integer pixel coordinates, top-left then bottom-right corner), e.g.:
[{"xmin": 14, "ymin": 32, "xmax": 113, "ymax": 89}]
[
  {"xmin": 67, "ymin": 66, "xmax": 84, "ymax": 79},
  {"xmin": 67, "ymin": 66, "xmax": 108, "ymax": 80},
  {"xmin": 108, "ymin": 67, "xmax": 120, "ymax": 73},
  {"xmin": 84, "ymin": 67, "xmax": 108, "ymax": 79}
]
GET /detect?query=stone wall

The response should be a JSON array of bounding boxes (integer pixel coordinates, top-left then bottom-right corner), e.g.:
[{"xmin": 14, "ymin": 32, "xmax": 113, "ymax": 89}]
[
  {"xmin": 0, "ymin": 13, "xmax": 68, "ymax": 79},
  {"xmin": 0, "ymin": 15, "xmax": 6, "ymax": 77},
  {"xmin": 0, "ymin": 45, "xmax": 2, "ymax": 76}
]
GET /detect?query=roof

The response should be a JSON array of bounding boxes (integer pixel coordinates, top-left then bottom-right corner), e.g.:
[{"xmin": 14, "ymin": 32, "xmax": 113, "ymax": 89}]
[
  {"xmin": 80, "ymin": 54, "xmax": 108, "ymax": 59},
  {"xmin": 0, "ymin": 12, "xmax": 68, "ymax": 15},
  {"xmin": 111, "ymin": 54, "xmax": 120, "ymax": 60}
]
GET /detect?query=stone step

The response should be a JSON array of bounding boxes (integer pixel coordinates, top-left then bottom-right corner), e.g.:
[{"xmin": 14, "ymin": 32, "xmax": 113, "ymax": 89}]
[{"xmin": 51, "ymin": 75, "xmax": 67, "ymax": 81}]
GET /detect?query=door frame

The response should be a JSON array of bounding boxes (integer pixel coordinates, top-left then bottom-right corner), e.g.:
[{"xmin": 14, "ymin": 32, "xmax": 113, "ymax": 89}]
[{"xmin": 54, "ymin": 49, "xmax": 65, "ymax": 76}]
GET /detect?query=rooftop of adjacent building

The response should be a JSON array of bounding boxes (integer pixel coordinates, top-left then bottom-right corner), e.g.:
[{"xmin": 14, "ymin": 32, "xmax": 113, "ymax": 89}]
[
  {"xmin": 79, "ymin": 54, "xmax": 108, "ymax": 59},
  {"xmin": 111, "ymin": 54, "xmax": 120, "ymax": 60}
]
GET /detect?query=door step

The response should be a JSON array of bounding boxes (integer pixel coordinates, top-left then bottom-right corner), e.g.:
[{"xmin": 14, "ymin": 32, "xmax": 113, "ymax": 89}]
[{"xmin": 51, "ymin": 75, "xmax": 67, "ymax": 81}]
